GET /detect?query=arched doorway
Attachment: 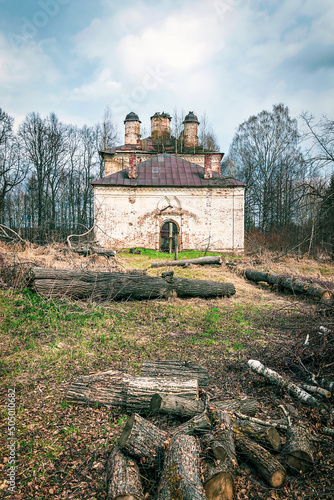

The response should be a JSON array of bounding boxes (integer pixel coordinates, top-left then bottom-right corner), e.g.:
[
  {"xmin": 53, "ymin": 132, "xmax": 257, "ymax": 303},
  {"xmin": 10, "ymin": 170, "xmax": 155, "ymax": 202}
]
[{"xmin": 160, "ymin": 221, "xmax": 179, "ymax": 253}]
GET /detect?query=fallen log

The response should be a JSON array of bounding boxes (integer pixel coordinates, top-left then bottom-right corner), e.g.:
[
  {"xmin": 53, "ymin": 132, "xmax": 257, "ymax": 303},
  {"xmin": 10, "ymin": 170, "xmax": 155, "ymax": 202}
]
[
  {"xmin": 245, "ymin": 269, "xmax": 332, "ymax": 300},
  {"xmin": 118, "ymin": 414, "xmax": 167, "ymax": 466},
  {"xmin": 210, "ymin": 397, "xmax": 259, "ymax": 417},
  {"xmin": 72, "ymin": 244, "xmax": 116, "ymax": 258},
  {"xmin": 32, "ymin": 267, "xmax": 235, "ymax": 300},
  {"xmin": 151, "ymin": 256, "xmax": 221, "ymax": 268},
  {"xmin": 284, "ymin": 424, "xmax": 314, "ymax": 474},
  {"xmin": 234, "ymin": 433, "xmax": 286, "ymax": 488},
  {"xmin": 202, "ymin": 452, "xmax": 235, "ymax": 500},
  {"xmin": 213, "ymin": 410, "xmax": 238, "ymax": 466},
  {"xmin": 172, "ymin": 411, "xmax": 211, "ymax": 436},
  {"xmin": 155, "ymin": 434, "xmax": 207, "ymax": 500},
  {"xmin": 106, "ymin": 446, "xmax": 144, "ymax": 500},
  {"xmin": 32, "ymin": 268, "xmax": 171, "ymax": 300},
  {"xmin": 248, "ymin": 360, "xmax": 319, "ymax": 407},
  {"xmin": 162, "ymin": 271, "xmax": 235, "ymax": 298},
  {"xmin": 150, "ymin": 393, "xmax": 205, "ymax": 418},
  {"xmin": 141, "ymin": 360, "xmax": 209, "ymax": 388},
  {"xmin": 66, "ymin": 370, "xmax": 199, "ymax": 410},
  {"xmin": 301, "ymin": 384, "xmax": 331, "ymax": 399}
]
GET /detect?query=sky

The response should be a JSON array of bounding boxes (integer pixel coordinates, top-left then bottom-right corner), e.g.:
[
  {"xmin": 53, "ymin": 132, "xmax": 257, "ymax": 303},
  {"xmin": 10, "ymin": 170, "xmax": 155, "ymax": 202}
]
[{"xmin": 1, "ymin": 0, "xmax": 334, "ymax": 151}]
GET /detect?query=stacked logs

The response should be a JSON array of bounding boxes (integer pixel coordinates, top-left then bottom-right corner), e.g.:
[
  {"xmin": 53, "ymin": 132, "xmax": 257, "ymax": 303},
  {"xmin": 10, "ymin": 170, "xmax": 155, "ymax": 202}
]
[{"xmin": 65, "ymin": 360, "xmax": 328, "ymax": 499}]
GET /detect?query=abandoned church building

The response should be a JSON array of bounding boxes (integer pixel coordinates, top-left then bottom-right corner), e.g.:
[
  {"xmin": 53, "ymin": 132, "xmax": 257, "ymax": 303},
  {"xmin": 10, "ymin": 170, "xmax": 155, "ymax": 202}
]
[{"xmin": 92, "ymin": 111, "xmax": 245, "ymax": 252}]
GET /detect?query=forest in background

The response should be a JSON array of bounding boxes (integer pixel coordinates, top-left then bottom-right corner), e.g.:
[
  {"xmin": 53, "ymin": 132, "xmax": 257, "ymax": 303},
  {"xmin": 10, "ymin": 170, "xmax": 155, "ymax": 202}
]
[{"xmin": 0, "ymin": 104, "xmax": 333, "ymax": 258}]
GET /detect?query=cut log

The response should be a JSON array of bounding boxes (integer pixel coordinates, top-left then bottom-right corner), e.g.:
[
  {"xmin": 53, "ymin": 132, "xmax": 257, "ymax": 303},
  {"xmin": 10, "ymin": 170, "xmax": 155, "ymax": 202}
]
[
  {"xmin": 234, "ymin": 433, "xmax": 286, "ymax": 488},
  {"xmin": 301, "ymin": 384, "xmax": 331, "ymax": 399},
  {"xmin": 150, "ymin": 393, "xmax": 205, "ymax": 418},
  {"xmin": 232, "ymin": 420, "xmax": 281, "ymax": 452},
  {"xmin": 151, "ymin": 256, "xmax": 221, "ymax": 268},
  {"xmin": 66, "ymin": 370, "xmax": 199, "ymax": 410},
  {"xmin": 202, "ymin": 433, "xmax": 229, "ymax": 462},
  {"xmin": 155, "ymin": 434, "xmax": 207, "ymax": 500},
  {"xmin": 284, "ymin": 424, "xmax": 314, "ymax": 474},
  {"xmin": 248, "ymin": 360, "xmax": 319, "ymax": 407},
  {"xmin": 163, "ymin": 272, "xmax": 236, "ymax": 298},
  {"xmin": 172, "ymin": 411, "xmax": 211, "ymax": 436},
  {"xmin": 141, "ymin": 360, "xmax": 209, "ymax": 388},
  {"xmin": 245, "ymin": 269, "xmax": 332, "ymax": 300},
  {"xmin": 203, "ymin": 455, "xmax": 235, "ymax": 500},
  {"xmin": 106, "ymin": 446, "xmax": 144, "ymax": 500},
  {"xmin": 72, "ymin": 244, "xmax": 116, "ymax": 258},
  {"xmin": 210, "ymin": 397, "xmax": 259, "ymax": 417},
  {"xmin": 32, "ymin": 268, "xmax": 171, "ymax": 300},
  {"xmin": 234, "ymin": 412, "xmax": 288, "ymax": 431},
  {"xmin": 118, "ymin": 414, "xmax": 167, "ymax": 466},
  {"xmin": 213, "ymin": 410, "xmax": 238, "ymax": 466}
]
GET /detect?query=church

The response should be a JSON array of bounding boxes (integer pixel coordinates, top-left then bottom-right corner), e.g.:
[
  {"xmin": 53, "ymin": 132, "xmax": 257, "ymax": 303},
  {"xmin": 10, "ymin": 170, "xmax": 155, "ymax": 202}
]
[{"xmin": 92, "ymin": 111, "xmax": 245, "ymax": 253}]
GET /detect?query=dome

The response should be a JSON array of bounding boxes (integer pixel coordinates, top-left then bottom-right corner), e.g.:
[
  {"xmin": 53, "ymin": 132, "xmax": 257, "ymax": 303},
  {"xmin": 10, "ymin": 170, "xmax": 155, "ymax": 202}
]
[
  {"xmin": 183, "ymin": 111, "xmax": 199, "ymax": 124},
  {"xmin": 124, "ymin": 112, "xmax": 141, "ymax": 123}
]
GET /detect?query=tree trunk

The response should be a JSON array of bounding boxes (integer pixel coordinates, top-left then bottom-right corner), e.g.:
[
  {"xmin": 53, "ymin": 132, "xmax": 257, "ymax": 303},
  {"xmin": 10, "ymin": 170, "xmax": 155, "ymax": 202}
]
[
  {"xmin": 245, "ymin": 269, "xmax": 332, "ymax": 300},
  {"xmin": 141, "ymin": 360, "xmax": 209, "ymax": 389},
  {"xmin": 150, "ymin": 393, "xmax": 205, "ymax": 418},
  {"xmin": 162, "ymin": 271, "xmax": 235, "ymax": 298},
  {"xmin": 118, "ymin": 414, "xmax": 167, "ymax": 467},
  {"xmin": 234, "ymin": 433, "xmax": 286, "ymax": 488},
  {"xmin": 155, "ymin": 434, "xmax": 207, "ymax": 500},
  {"xmin": 151, "ymin": 256, "xmax": 221, "ymax": 268},
  {"xmin": 172, "ymin": 412, "xmax": 211, "ymax": 436},
  {"xmin": 284, "ymin": 424, "xmax": 314, "ymax": 474},
  {"xmin": 210, "ymin": 397, "xmax": 259, "ymax": 417},
  {"xmin": 248, "ymin": 360, "xmax": 319, "ymax": 406},
  {"xmin": 106, "ymin": 446, "xmax": 144, "ymax": 500},
  {"xmin": 66, "ymin": 370, "xmax": 199, "ymax": 410},
  {"xmin": 32, "ymin": 268, "xmax": 171, "ymax": 300}
]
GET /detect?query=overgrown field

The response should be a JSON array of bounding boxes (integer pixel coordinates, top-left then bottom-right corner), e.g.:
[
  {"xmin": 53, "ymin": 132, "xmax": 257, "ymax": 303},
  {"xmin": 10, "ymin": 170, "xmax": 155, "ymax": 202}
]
[{"xmin": 0, "ymin": 243, "xmax": 333, "ymax": 499}]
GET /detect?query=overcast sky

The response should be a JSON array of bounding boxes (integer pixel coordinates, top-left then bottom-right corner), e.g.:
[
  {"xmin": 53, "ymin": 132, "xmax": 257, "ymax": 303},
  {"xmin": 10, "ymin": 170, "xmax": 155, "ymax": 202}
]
[{"xmin": 1, "ymin": 0, "xmax": 334, "ymax": 150}]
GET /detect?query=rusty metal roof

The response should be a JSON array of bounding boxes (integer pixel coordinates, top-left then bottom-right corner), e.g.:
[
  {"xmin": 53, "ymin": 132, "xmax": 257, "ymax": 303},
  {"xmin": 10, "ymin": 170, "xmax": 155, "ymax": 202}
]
[{"xmin": 92, "ymin": 153, "xmax": 245, "ymax": 188}]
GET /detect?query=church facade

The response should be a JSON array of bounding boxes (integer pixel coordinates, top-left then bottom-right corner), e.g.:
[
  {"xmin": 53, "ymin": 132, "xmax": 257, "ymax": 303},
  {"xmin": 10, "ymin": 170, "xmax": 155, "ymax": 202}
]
[{"xmin": 92, "ymin": 111, "xmax": 245, "ymax": 253}]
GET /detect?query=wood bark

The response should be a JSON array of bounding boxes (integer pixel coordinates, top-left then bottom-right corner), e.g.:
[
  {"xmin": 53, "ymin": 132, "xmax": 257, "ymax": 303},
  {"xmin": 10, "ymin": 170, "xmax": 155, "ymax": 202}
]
[
  {"xmin": 202, "ymin": 456, "xmax": 235, "ymax": 500},
  {"xmin": 248, "ymin": 360, "xmax": 319, "ymax": 407},
  {"xmin": 141, "ymin": 360, "xmax": 209, "ymax": 388},
  {"xmin": 245, "ymin": 269, "xmax": 332, "ymax": 300},
  {"xmin": 213, "ymin": 410, "xmax": 238, "ymax": 466},
  {"xmin": 106, "ymin": 446, "xmax": 144, "ymax": 500},
  {"xmin": 301, "ymin": 384, "xmax": 331, "ymax": 399},
  {"xmin": 66, "ymin": 370, "xmax": 199, "ymax": 410},
  {"xmin": 32, "ymin": 268, "xmax": 171, "ymax": 300},
  {"xmin": 155, "ymin": 434, "xmax": 207, "ymax": 500},
  {"xmin": 151, "ymin": 256, "xmax": 221, "ymax": 268},
  {"xmin": 172, "ymin": 412, "xmax": 211, "ymax": 436},
  {"xmin": 118, "ymin": 414, "xmax": 167, "ymax": 467},
  {"xmin": 150, "ymin": 393, "xmax": 205, "ymax": 418},
  {"xmin": 234, "ymin": 433, "xmax": 286, "ymax": 488},
  {"xmin": 163, "ymin": 273, "xmax": 236, "ymax": 298},
  {"xmin": 284, "ymin": 424, "xmax": 314, "ymax": 474},
  {"xmin": 232, "ymin": 420, "xmax": 281, "ymax": 452},
  {"xmin": 210, "ymin": 397, "xmax": 259, "ymax": 417}
]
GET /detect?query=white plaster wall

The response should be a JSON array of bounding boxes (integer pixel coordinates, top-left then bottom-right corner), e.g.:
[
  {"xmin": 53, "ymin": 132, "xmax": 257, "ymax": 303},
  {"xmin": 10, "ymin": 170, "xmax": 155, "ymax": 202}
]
[{"xmin": 94, "ymin": 186, "xmax": 244, "ymax": 252}]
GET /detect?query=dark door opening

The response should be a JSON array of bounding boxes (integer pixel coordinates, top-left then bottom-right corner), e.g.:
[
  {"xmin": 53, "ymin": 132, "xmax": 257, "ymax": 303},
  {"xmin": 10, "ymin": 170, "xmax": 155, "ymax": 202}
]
[{"xmin": 160, "ymin": 221, "xmax": 179, "ymax": 253}]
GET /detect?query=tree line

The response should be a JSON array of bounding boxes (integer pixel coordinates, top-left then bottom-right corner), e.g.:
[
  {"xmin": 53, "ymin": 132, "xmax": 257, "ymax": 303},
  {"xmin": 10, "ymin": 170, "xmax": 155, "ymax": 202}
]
[
  {"xmin": 0, "ymin": 103, "xmax": 333, "ymax": 257},
  {"xmin": 222, "ymin": 104, "xmax": 334, "ymax": 258}
]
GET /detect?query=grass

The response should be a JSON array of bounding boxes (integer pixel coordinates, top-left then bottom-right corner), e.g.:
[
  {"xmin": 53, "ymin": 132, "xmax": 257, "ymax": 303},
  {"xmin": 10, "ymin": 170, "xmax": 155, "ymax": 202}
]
[{"xmin": 0, "ymin": 245, "xmax": 333, "ymax": 499}]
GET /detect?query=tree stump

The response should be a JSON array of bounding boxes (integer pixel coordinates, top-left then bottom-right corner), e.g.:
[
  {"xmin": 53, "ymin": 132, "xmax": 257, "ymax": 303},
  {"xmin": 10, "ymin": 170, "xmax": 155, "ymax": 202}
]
[
  {"xmin": 155, "ymin": 434, "xmax": 207, "ymax": 500},
  {"xmin": 106, "ymin": 446, "xmax": 144, "ymax": 500},
  {"xmin": 118, "ymin": 414, "xmax": 167, "ymax": 467}
]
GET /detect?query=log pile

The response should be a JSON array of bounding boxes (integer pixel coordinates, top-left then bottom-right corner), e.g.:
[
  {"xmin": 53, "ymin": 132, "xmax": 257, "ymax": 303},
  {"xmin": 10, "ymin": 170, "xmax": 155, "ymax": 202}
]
[
  {"xmin": 30, "ymin": 267, "xmax": 236, "ymax": 301},
  {"xmin": 65, "ymin": 359, "xmax": 333, "ymax": 499}
]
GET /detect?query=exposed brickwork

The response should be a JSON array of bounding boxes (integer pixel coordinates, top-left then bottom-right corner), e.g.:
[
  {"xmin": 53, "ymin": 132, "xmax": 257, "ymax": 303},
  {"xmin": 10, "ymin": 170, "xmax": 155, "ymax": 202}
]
[
  {"xmin": 204, "ymin": 155, "xmax": 212, "ymax": 179},
  {"xmin": 128, "ymin": 154, "xmax": 137, "ymax": 179},
  {"xmin": 183, "ymin": 122, "xmax": 199, "ymax": 148},
  {"xmin": 151, "ymin": 115, "xmax": 171, "ymax": 139},
  {"xmin": 125, "ymin": 121, "xmax": 141, "ymax": 146}
]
